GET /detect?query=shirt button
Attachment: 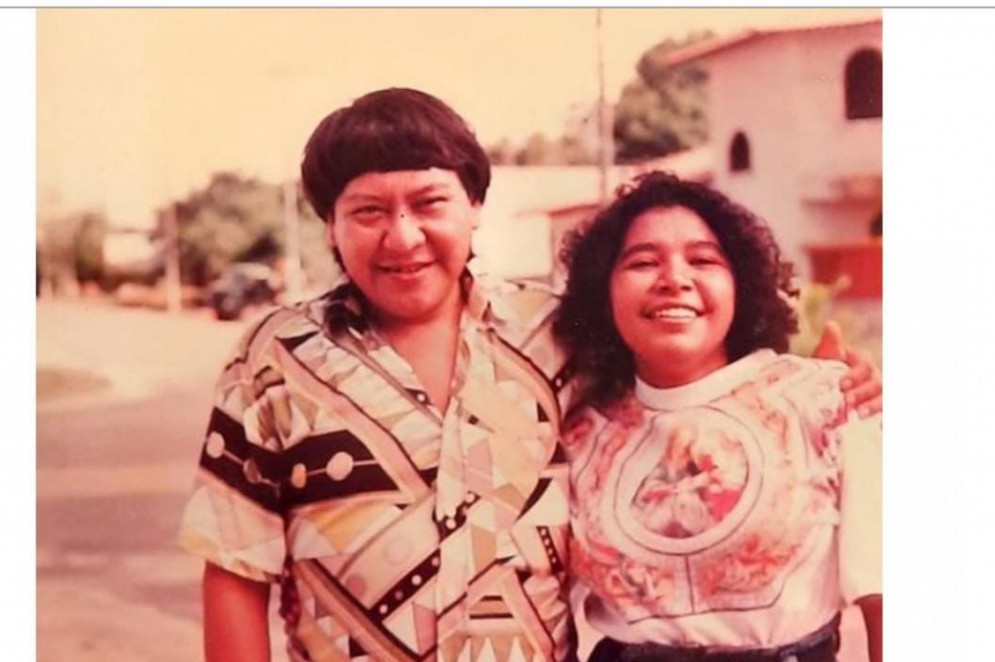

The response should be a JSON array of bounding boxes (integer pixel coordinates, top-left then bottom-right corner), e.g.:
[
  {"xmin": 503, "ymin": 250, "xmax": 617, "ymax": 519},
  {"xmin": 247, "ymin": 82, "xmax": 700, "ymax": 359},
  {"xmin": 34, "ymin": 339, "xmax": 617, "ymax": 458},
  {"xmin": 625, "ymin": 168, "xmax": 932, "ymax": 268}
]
[
  {"xmin": 290, "ymin": 463, "xmax": 308, "ymax": 489},
  {"xmin": 243, "ymin": 459, "xmax": 262, "ymax": 484},
  {"xmin": 326, "ymin": 452, "xmax": 354, "ymax": 481},
  {"xmin": 205, "ymin": 432, "xmax": 226, "ymax": 458}
]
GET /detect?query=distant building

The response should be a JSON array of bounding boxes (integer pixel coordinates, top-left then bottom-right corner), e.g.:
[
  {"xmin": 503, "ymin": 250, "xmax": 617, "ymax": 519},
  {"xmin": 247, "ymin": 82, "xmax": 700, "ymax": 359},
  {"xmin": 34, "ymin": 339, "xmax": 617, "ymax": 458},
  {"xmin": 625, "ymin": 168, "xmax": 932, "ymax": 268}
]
[
  {"xmin": 474, "ymin": 166, "xmax": 628, "ymax": 282},
  {"xmin": 476, "ymin": 155, "xmax": 710, "ymax": 286},
  {"xmin": 494, "ymin": 17, "xmax": 882, "ymax": 297},
  {"xmin": 662, "ymin": 16, "xmax": 882, "ymax": 293}
]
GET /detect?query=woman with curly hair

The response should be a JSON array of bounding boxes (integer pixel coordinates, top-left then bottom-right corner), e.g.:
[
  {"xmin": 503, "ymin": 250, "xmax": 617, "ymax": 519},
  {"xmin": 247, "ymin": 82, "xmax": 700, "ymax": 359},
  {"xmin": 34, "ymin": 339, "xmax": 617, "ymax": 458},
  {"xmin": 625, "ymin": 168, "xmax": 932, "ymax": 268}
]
[{"xmin": 554, "ymin": 172, "xmax": 881, "ymax": 662}]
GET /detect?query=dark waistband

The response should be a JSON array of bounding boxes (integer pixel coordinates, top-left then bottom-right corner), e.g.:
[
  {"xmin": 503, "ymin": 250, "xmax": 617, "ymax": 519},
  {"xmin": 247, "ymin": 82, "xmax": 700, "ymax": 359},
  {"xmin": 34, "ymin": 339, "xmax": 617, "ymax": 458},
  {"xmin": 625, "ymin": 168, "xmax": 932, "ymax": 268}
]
[{"xmin": 599, "ymin": 613, "xmax": 841, "ymax": 662}]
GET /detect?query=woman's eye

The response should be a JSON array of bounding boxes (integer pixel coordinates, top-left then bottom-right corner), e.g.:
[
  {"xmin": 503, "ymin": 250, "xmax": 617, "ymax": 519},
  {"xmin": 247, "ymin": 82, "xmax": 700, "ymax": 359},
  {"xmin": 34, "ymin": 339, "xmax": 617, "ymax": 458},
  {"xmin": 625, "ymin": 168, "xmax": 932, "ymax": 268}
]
[
  {"xmin": 626, "ymin": 259, "xmax": 658, "ymax": 270},
  {"xmin": 689, "ymin": 254, "xmax": 725, "ymax": 267}
]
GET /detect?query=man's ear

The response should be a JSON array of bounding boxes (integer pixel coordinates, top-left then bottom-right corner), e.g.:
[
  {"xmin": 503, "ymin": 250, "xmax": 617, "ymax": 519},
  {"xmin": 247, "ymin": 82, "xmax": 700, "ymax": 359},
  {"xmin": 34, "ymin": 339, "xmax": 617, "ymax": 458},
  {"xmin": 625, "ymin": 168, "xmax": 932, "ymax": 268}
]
[{"xmin": 325, "ymin": 217, "xmax": 336, "ymax": 249}]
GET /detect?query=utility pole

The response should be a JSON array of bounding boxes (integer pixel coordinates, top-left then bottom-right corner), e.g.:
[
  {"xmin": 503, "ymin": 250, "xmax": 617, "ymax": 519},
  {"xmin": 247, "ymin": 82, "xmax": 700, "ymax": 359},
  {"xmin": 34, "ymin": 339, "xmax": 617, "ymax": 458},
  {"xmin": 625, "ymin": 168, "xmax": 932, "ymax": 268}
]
[
  {"xmin": 161, "ymin": 203, "xmax": 183, "ymax": 314},
  {"xmin": 595, "ymin": 8, "xmax": 614, "ymax": 205}
]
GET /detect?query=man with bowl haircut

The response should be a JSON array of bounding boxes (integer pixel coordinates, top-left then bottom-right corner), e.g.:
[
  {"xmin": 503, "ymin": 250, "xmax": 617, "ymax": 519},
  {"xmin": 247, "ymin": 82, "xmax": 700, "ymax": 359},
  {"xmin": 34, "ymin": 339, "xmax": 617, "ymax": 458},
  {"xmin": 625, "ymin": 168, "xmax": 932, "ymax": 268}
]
[
  {"xmin": 180, "ymin": 88, "xmax": 576, "ymax": 662},
  {"xmin": 178, "ymin": 88, "xmax": 881, "ymax": 662}
]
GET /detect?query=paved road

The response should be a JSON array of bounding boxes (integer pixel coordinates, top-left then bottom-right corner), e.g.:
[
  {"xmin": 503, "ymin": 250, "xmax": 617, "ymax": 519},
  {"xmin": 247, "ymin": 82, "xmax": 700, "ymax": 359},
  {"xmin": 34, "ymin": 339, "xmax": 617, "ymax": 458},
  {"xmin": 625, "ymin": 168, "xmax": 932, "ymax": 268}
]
[
  {"xmin": 36, "ymin": 300, "xmax": 869, "ymax": 662},
  {"xmin": 37, "ymin": 301, "xmax": 288, "ymax": 662}
]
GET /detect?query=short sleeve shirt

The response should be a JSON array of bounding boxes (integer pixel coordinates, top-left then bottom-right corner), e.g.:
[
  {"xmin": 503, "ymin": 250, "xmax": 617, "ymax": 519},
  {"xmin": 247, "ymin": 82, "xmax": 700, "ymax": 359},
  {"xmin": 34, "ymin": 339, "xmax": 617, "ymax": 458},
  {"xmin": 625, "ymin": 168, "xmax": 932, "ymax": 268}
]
[
  {"xmin": 565, "ymin": 350, "xmax": 882, "ymax": 649},
  {"xmin": 178, "ymin": 274, "xmax": 576, "ymax": 661}
]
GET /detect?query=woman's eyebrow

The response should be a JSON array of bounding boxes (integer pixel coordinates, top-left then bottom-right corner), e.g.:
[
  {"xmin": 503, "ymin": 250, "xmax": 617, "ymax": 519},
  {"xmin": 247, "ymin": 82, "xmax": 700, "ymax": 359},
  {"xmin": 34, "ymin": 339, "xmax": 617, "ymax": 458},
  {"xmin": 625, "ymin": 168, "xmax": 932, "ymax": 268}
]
[
  {"xmin": 617, "ymin": 243, "xmax": 658, "ymax": 261},
  {"xmin": 687, "ymin": 240, "xmax": 726, "ymax": 252}
]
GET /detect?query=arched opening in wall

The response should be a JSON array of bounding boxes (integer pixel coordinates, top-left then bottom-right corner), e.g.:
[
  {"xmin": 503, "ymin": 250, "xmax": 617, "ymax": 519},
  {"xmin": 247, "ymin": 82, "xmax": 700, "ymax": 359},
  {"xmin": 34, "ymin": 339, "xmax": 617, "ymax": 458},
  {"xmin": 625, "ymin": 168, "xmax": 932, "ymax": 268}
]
[
  {"xmin": 729, "ymin": 132, "xmax": 751, "ymax": 172},
  {"xmin": 845, "ymin": 48, "xmax": 883, "ymax": 120},
  {"xmin": 870, "ymin": 209, "xmax": 882, "ymax": 237}
]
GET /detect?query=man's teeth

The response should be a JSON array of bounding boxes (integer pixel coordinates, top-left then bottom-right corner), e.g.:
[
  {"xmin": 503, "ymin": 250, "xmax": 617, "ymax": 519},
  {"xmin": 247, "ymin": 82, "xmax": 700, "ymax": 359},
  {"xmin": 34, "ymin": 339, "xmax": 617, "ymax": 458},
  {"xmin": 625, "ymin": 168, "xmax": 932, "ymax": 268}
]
[{"xmin": 651, "ymin": 308, "xmax": 698, "ymax": 319}]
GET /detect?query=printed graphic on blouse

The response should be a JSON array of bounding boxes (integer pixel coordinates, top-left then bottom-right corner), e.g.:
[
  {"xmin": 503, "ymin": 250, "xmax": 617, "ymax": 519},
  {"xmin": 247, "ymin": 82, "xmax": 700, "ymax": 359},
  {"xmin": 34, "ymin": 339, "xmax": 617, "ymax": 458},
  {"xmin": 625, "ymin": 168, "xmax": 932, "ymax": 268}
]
[
  {"xmin": 567, "ymin": 353, "xmax": 849, "ymax": 621},
  {"xmin": 179, "ymin": 276, "xmax": 576, "ymax": 662}
]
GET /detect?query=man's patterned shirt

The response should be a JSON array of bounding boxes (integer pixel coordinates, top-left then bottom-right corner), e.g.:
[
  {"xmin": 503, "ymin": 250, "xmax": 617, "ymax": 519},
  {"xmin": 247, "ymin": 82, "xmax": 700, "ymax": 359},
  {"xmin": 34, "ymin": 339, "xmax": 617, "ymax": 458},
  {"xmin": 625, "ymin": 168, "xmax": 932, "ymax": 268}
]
[{"xmin": 179, "ymin": 275, "xmax": 575, "ymax": 661}]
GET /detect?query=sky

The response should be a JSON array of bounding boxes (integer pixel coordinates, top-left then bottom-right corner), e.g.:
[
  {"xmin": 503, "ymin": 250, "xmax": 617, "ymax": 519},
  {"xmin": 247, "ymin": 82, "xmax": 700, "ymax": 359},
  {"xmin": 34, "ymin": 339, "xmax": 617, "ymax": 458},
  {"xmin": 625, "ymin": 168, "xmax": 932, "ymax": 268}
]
[{"xmin": 37, "ymin": 7, "xmax": 880, "ymax": 228}]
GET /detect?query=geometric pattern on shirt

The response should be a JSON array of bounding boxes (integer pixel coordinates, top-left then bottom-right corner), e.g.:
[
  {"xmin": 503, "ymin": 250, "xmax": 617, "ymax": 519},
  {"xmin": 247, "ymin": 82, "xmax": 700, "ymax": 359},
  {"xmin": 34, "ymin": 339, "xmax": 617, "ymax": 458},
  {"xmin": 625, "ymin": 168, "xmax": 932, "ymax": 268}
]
[{"xmin": 178, "ymin": 275, "xmax": 575, "ymax": 662}]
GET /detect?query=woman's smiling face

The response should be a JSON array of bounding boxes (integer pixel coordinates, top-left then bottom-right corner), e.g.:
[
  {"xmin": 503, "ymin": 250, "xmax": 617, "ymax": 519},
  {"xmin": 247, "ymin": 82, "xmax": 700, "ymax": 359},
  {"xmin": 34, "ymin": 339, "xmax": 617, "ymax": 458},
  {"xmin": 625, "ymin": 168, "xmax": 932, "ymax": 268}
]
[{"xmin": 610, "ymin": 205, "xmax": 736, "ymax": 388}]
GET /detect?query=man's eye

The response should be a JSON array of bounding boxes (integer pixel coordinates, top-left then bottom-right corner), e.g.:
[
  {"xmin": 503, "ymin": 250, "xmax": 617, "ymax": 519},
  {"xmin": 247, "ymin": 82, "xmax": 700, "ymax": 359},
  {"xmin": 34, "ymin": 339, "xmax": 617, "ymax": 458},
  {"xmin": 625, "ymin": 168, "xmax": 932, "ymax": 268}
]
[
  {"xmin": 416, "ymin": 197, "xmax": 448, "ymax": 211},
  {"xmin": 350, "ymin": 206, "xmax": 384, "ymax": 219}
]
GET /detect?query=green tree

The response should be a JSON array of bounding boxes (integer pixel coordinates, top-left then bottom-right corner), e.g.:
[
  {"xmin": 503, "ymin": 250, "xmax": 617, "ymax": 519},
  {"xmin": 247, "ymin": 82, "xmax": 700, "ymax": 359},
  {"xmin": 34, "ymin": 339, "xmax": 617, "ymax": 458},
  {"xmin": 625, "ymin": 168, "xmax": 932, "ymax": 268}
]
[
  {"xmin": 37, "ymin": 209, "xmax": 109, "ymax": 292},
  {"xmin": 486, "ymin": 138, "xmax": 517, "ymax": 165},
  {"xmin": 515, "ymin": 133, "xmax": 555, "ymax": 166},
  {"xmin": 74, "ymin": 212, "xmax": 107, "ymax": 284},
  {"xmin": 485, "ymin": 132, "xmax": 598, "ymax": 167},
  {"xmin": 485, "ymin": 101, "xmax": 599, "ymax": 167},
  {"xmin": 168, "ymin": 172, "xmax": 285, "ymax": 285},
  {"xmin": 613, "ymin": 31, "xmax": 712, "ymax": 163},
  {"xmin": 555, "ymin": 134, "xmax": 597, "ymax": 166}
]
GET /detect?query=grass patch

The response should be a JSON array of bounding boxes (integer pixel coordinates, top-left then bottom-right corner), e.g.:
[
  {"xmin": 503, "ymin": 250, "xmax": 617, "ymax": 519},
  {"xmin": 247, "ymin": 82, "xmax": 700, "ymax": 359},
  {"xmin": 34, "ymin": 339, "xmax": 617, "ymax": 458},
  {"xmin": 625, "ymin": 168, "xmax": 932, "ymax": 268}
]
[{"xmin": 37, "ymin": 367, "xmax": 112, "ymax": 401}]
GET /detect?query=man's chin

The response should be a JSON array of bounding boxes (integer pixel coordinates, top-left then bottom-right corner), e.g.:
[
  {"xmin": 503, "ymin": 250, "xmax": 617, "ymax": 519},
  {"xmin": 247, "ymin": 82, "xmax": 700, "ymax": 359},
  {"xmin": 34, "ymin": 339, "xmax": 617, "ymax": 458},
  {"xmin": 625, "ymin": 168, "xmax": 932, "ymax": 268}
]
[{"xmin": 373, "ymin": 298, "xmax": 441, "ymax": 326}]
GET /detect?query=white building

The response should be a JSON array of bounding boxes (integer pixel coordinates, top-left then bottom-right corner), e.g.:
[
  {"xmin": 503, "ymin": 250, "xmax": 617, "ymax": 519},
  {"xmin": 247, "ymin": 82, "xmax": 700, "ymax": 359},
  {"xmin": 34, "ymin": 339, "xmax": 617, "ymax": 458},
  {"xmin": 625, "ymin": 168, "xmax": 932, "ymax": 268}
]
[
  {"xmin": 663, "ymin": 17, "xmax": 882, "ymax": 287},
  {"xmin": 495, "ymin": 17, "xmax": 882, "ymax": 297}
]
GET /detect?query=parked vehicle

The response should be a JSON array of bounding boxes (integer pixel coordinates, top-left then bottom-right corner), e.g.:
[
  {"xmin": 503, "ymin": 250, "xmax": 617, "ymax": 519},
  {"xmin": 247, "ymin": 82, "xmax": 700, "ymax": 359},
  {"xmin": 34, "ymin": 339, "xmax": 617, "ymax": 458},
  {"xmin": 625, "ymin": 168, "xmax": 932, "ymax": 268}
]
[{"xmin": 207, "ymin": 263, "xmax": 278, "ymax": 321}]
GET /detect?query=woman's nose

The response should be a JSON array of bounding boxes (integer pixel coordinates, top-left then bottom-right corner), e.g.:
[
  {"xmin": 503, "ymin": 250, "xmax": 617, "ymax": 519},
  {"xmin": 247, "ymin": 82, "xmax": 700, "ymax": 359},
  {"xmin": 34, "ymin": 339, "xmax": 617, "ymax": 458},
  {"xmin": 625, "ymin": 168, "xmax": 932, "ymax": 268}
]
[{"xmin": 655, "ymin": 260, "xmax": 693, "ymax": 291}]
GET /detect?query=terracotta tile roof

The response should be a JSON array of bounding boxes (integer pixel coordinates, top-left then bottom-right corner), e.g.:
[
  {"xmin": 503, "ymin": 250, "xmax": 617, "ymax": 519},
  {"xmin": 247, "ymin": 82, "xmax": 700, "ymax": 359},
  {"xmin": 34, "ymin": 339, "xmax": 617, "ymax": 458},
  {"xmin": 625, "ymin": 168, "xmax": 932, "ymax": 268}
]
[{"xmin": 663, "ymin": 17, "xmax": 882, "ymax": 67}]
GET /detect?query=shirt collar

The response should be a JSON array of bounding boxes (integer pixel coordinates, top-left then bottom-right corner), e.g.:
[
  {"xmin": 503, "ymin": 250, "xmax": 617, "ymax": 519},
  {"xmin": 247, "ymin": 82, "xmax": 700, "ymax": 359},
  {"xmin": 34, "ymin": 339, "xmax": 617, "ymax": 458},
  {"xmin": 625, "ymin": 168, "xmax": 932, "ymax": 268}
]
[{"xmin": 634, "ymin": 349, "xmax": 776, "ymax": 411}]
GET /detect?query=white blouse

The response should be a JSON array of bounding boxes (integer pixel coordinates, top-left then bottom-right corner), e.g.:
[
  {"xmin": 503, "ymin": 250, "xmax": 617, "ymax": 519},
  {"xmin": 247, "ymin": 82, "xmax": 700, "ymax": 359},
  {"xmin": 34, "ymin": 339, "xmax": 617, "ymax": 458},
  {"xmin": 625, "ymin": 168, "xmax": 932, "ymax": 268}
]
[{"xmin": 566, "ymin": 350, "xmax": 881, "ymax": 649}]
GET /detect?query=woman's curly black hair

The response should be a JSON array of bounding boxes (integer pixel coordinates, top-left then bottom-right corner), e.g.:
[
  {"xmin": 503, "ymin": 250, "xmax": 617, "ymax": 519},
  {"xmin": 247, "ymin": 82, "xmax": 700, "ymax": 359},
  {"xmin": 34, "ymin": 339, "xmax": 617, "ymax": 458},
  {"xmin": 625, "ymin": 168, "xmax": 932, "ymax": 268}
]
[{"xmin": 553, "ymin": 171, "xmax": 799, "ymax": 410}]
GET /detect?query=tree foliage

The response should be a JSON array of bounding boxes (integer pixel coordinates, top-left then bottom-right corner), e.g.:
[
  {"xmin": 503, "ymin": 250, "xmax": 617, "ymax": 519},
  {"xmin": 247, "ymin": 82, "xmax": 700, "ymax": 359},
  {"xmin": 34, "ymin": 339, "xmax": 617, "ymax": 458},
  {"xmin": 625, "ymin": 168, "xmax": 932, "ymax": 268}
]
[
  {"xmin": 73, "ymin": 212, "xmax": 107, "ymax": 283},
  {"xmin": 162, "ymin": 171, "xmax": 332, "ymax": 288},
  {"xmin": 487, "ymin": 101, "xmax": 600, "ymax": 166},
  {"xmin": 613, "ymin": 31, "xmax": 713, "ymax": 163},
  {"xmin": 487, "ymin": 132, "xmax": 599, "ymax": 167},
  {"xmin": 167, "ymin": 172, "xmax": 287, "ymax": 285},
  {"xmin": 37, "ymin": 210, "xmax": 109, "ymax": 289}
]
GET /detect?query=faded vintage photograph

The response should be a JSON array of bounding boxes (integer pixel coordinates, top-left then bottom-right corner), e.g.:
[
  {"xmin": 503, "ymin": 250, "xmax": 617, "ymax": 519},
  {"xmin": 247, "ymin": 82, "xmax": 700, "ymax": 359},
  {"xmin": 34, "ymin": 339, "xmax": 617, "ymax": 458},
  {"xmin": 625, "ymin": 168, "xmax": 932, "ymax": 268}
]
[{"xmin": 36, "ymin": 8, "xmax": 882, "ymax": 662}]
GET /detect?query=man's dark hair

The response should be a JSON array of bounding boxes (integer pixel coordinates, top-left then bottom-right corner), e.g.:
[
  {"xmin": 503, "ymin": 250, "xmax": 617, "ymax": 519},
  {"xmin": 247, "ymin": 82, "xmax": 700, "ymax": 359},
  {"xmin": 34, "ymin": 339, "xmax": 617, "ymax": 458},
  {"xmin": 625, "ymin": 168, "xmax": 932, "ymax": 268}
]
[
  {"xmin": 300, "ymin": 88, "xmax": 491, "ymax": 222},
  {"xmin": 553, "ymin": 171, "xmax": 799, "ymax": 410}
]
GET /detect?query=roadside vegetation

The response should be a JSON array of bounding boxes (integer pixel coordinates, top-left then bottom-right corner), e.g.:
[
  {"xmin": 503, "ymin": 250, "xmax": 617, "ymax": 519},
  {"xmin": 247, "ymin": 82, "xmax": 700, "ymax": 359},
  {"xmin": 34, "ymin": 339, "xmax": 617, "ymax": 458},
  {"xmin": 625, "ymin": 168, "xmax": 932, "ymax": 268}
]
[{"xmin": 37, "ymin": 367, "xmax": 111, "ymax": 402}]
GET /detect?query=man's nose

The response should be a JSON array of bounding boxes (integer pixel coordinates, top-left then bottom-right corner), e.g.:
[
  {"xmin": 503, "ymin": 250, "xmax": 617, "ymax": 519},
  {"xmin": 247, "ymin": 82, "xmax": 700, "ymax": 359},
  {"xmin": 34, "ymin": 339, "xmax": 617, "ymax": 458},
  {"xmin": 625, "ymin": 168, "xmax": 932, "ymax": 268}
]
[{"xmin": 382, "ymin": 210, "xmax": 425, "ymax": 251}]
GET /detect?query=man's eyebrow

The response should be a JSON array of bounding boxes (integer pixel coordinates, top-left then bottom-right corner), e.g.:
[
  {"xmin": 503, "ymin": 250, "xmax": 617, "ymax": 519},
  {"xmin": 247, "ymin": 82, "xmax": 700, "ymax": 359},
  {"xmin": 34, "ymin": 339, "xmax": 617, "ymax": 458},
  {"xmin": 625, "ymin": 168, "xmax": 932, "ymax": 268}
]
[
  {"xmin": 338, "ymin": 192, "xmax": 382, "ymax": 204},
  {"xmin": 410, "ymin": 183, "xmax": 453, "ymax": 196}
]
